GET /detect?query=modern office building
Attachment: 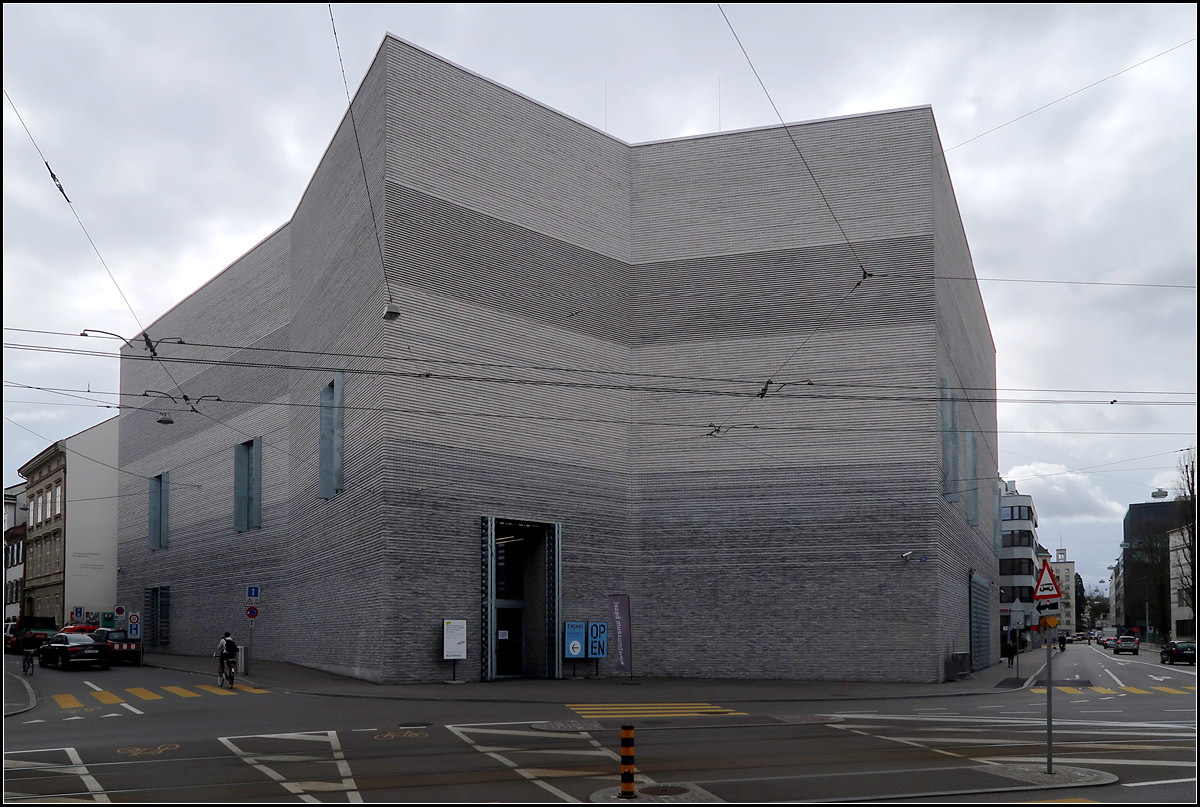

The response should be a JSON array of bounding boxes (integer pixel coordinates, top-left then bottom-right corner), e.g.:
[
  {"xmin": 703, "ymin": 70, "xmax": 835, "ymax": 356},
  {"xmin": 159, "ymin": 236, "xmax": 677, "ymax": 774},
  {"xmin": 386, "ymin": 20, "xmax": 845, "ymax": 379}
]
[
  {"xmin": 1121, "ymin": 500, "xmax": 1189, "ymax": 640},
  {"xmin": 17, "ymin": 419, "xmax": 118, "ymax": 625},
  {"xmin": 115, "ymin": 34, "xmax": 999, "ymax": 684},
  {"xmin": 999, "ymin": 482, "xmax": 1038, "ymax": 650}
]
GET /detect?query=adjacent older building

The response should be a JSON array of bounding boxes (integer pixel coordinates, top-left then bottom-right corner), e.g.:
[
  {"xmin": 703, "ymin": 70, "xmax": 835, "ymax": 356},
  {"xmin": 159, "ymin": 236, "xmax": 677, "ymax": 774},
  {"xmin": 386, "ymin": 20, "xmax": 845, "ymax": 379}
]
[
  {"xmin": 115, "ymin": 35, "xmax": 999, "ymax": 684},
  {"xmin": 1051, "ymin": 548, "xmax": 1077, "ymax": 634},
  {"xmin": 17, "ymin": 419, "xmax": 118, "ymax": 625},
  {"xmin": 4, "ymin": 483, "xmax": 28, "ymax": 621}
]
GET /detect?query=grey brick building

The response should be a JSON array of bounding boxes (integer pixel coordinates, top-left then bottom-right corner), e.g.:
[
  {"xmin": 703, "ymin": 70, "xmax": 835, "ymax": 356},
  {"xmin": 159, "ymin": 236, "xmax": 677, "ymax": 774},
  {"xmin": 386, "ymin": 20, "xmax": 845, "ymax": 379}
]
[{"xmin": 116, "ymin": 35, "xmax": 999, "ymax": 684}]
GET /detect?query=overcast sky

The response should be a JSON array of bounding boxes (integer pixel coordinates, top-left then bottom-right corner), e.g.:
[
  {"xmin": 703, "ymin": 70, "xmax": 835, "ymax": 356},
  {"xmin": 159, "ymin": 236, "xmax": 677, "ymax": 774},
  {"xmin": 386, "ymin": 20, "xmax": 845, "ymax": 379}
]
[{"xmin": 3, "ymin": 4, "xmax": 1196, "ymax": 594}]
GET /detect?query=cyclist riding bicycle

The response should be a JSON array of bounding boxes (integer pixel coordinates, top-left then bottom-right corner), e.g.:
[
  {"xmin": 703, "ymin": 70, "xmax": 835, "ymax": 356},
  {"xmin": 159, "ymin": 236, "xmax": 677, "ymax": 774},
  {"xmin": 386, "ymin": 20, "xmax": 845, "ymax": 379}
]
[{"xmin": 216, "ymin": 632, "xmax": 238, "ymax": 679}]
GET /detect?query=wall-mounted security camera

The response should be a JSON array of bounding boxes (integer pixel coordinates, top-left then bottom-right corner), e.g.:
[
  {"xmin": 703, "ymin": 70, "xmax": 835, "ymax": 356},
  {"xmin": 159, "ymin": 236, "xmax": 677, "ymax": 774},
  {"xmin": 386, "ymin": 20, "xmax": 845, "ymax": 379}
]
[{"xmin": 901, "ymin": 551, "xmax": 913, "ymax": 560}]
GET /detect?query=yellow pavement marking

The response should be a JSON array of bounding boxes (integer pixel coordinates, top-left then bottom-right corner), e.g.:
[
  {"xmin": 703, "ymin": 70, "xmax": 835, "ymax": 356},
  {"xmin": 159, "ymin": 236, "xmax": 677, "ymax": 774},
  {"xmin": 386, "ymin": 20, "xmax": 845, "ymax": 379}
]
[
  {"xmin": 1030, "ymin": 688, "xmax": 1047, "ymax": 694},
  {"xmin": 90, "ymin": 691, "xmax": 124, "ymax": 704},
  {"xmin": 52, "ymin": 694, "xmax": 84, "ymax": 709},
  {"xmin": 568, "ymin": 702, "xmax": 746, "ymax": 717},
  {"xmin": 194, "ymin": 684, "xmax": 237, "ymax": 696},
  {"xmin": 1119, "ymin": 687, "xmax": 1151, "ymax": 694},
  {"xmin": 1088, "ymin": 687, "xmax": 1119, "ymax": 694},
  {"xmin": 1150, "ymin": 686, "xmax": 1188, "ymax": 694},
  {"xmin": 126, "ymin": 687, "xmax": 164, "ymax": 700},
  {"xmin": 1056, "ymin": 687, "xmax": 1084, "ymax": 694},
  {"xmin": 232, "ymin": 683, "xmax": 270, "ymax": 694},
  {"xmin": 162, "ymin": 686, "xmax": 201, "ymax": 698}
]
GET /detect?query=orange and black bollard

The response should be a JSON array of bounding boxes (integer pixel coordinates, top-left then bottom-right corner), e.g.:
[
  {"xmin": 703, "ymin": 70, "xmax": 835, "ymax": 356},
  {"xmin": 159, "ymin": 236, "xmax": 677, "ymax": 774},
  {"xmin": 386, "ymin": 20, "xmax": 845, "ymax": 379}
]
[{"xmin": 619, "ymin": 724, "xmax": 637, "ymax": 799}]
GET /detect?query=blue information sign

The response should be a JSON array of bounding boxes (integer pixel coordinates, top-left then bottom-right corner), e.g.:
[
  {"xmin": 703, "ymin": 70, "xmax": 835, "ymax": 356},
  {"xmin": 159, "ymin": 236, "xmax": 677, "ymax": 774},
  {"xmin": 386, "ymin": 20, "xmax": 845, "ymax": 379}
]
[
  {"xmin": 587, "ymin": 621, "xmax": 608, "ymax": 659},
  {"xmin": 564, "ymin": 621, "xmax": 585, "ymax": 659}
]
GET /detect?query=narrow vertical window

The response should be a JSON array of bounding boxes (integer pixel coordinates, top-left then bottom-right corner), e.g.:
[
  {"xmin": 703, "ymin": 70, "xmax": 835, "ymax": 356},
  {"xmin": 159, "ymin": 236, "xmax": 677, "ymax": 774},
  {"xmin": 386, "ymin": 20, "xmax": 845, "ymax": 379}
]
[
  {"xmin": 940, "ymin": 381, "xmax": 960, "ymax": 501},
  {"xmin": 148, "ymin": 472, "xmax": 169, "ymax": 549},
  {"xmin": 966, "ymin": 428, "xmax": 979, "ymax": 525},
  {"xmin": 319, "ymin": 373, "xmax": 344, "ymax": 499},
  {"xmin": 234, "ymin": 437, "xmax": 262, "ymax": 531},
  {"xmin": 54, "ymin": 483, "xmax": 62, "ymax": 516}
]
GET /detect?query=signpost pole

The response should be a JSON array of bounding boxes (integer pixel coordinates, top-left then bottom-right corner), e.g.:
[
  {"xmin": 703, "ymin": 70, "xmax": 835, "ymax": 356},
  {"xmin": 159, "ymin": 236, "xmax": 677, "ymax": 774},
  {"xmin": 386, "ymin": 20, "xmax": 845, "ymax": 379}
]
[
  {"xmin": 1032, "ymin": 559, "xmax": 1063, "ymax": 776},
  {"xmin": 1046, "ymin": 625, "xmax": 1053, "ymax": 774}
]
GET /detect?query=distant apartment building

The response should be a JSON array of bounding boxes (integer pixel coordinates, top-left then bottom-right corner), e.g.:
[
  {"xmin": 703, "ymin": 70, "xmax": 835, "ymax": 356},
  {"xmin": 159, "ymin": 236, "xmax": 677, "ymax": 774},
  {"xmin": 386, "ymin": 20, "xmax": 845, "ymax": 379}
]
[
  {"xmin": 1110, "ymin": 554, "xmax": 1124, "ymax": 633},
  {"xmin": 17, "ymin": 418, "xmax": 118, "ymax": 625},
  {"xmin": 999, "ymin": 482, "xmax": 1038, "ymax": 648},
  {"xmin": 1051, "ymin": 548, "xmax": 1076, "ymax": 634},
  {"xmin": 1169, "ymin": 526, "xmax": 1195, "ymax": 639},
  {"xmin": 4, "ymin": 483, "xmax": 28, "ymax": 621}
]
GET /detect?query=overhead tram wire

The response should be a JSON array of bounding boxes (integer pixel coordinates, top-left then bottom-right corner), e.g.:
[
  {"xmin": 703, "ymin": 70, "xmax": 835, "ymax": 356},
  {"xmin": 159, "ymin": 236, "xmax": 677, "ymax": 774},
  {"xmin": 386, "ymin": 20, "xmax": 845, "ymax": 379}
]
[
  {"xmin": 7, "ymin": 387, "xmax": 1193, "ymax": 438},
  {"xmin": 712, "ymin": 4, "xmax": 880, "ymax": 430},
  {"xmin": 327, "ymin": 5, "xmax": 396, "ymax": 316},
  {"xmin": 10, "ymin": 326, "xmax": 1197, "ymax": 396},
  {"xmin": 4, "ymin": 90, "xmax": 199, "ymax": 410},
  {"xmin": 4, "ymin": 349, "xmax": 1196, "ymax": 407},
  {"xmin": 5, "ymin": 346, "xmax": 1197, "ymax": 408}
]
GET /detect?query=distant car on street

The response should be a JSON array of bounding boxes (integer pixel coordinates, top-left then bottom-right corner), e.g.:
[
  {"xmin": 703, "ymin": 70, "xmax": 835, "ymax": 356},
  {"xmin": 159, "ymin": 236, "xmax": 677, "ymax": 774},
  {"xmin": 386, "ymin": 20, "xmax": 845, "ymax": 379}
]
[
  {"xmin": 1113, "ymin": 635, "xmax": 1139, "ymax": 655},
  {"xmin": 1160, "ymin": 640, "xmax": 1196, "ymax": 665},
  {"xmin": 1101, "ymin": 637, "xmax": 1116, "ymax": 648},
  {"xmin": 37, "ymin": 633, "xmax": 111, "ymax": 670}
]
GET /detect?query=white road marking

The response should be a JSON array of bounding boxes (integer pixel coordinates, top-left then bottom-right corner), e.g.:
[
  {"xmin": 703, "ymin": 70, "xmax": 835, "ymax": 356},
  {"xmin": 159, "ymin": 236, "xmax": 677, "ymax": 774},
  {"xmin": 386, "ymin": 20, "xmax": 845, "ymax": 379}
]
[
  {"xmin": 1103, "ymin": 668, "xmax": 1126, "ymax": 687},
  {"xmin": 120, "ymin": 703, "xmax": 143, "ymax": 715},
  {"xmin": 1123, "ymin": 776, "xmax": 1198, "ymax": 787}
]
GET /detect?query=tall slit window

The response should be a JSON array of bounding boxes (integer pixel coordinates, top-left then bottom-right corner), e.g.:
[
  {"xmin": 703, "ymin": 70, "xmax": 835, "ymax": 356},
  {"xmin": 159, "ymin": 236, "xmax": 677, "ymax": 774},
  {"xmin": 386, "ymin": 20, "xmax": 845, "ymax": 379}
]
[
  {"xmin": 319, "ymin": 373, "xmax": 344, "ymax": 499},
  {"xmin": 235, "ymin": 437, "xmax": 263, "ymax": 531},
  {"xmin": 149, "ymin": 472, "xmax": 169, "ymax": 549}
]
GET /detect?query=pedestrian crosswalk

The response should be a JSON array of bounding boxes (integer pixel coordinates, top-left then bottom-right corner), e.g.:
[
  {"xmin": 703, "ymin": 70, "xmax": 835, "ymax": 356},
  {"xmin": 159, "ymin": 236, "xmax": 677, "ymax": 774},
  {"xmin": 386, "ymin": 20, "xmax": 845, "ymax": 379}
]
[
  {"xmin": 1030, "ymin": 685, "xmax": 1195, "ymax": 696},
  {"xmin": 567, "ymin": 702, "xmax": 746, "ymax": 719},
  {"xmin": 48, "ymin": 683, "xmax": 270, "ymax": 710}
]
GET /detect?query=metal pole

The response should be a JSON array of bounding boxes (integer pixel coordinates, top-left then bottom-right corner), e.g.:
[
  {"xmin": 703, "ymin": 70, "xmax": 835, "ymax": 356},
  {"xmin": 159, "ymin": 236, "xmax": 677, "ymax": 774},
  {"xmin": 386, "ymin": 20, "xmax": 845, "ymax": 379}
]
[{"xmin": 1046, "ymin": 630, "xmax": 1053, "ymax": 774}]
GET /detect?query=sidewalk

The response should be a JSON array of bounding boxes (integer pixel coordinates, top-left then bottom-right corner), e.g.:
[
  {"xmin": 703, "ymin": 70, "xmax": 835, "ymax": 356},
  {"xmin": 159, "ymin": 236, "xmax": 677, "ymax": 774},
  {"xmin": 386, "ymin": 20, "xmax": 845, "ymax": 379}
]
[
  {"xmin": 139, "ymin": 648, "xmax": 1044, "ymax": 705},
  {"xmin": 9, "ymin": 643, "xmax": 1143, "ymax": 717}
]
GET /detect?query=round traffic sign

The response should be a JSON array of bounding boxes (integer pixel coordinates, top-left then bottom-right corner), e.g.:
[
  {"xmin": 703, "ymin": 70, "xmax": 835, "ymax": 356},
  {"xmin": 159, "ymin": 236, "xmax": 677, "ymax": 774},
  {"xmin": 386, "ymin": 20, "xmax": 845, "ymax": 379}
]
[
  {"xmin": 128, "ymin": 613, "xmax": 140, "ymax": 624},
  {"xmin": 246, "ymin": 606, "xmax": 258, "ymax": 619},
  {"xmin": 569, "ymin": 640, "xmax": 582, "ymax": 656},
  {"xmin": 115, "ymin": 606, "xmax": 126, "ymax": 616}
]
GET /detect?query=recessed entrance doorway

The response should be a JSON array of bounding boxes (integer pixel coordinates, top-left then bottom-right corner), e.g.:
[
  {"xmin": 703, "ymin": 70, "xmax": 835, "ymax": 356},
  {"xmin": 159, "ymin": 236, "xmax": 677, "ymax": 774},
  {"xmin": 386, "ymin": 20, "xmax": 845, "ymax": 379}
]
[{"xmin": 480, "ymin": 517, "xmax": 561, "ymax": 681}]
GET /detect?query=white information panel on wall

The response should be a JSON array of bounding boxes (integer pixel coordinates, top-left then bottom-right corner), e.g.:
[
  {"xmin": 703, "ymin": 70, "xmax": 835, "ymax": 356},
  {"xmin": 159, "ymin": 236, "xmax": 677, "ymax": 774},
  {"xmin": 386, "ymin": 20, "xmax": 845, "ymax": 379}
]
[{"xmin": 443, "ymin": 619, "xmax": 467, "ymax": 660}]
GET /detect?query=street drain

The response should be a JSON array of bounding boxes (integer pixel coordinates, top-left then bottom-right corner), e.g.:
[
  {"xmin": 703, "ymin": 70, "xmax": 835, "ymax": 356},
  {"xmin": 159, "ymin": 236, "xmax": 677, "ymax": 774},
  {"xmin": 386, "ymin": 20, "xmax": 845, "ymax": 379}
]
[{"xmin": 639, "ymin": 786, "xmax": 689, "ymax": 796}]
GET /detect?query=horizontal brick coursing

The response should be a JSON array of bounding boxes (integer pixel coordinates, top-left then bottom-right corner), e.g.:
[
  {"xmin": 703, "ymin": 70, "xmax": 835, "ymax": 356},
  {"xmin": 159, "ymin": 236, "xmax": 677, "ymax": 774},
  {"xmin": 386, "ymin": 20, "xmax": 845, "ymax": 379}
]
[{"xmin": 117, "ymin": 35, "xmax": 997, "ymax": 684}]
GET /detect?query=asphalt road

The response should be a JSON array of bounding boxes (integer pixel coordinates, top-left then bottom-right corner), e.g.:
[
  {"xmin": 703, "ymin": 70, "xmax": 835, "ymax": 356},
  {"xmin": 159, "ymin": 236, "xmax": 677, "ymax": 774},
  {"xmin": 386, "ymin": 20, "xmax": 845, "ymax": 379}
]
[{"xmin": 3, "ymin": 645, "xmax": 1195, "ymax": 802}]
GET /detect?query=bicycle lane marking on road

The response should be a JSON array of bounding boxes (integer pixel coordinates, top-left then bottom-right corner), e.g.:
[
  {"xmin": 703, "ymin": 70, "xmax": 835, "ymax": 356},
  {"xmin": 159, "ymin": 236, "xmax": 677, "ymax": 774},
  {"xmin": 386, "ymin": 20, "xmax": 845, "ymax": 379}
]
[{"xmin": 218, "ymin": 730, "xmax": 363, "ymax": 802}]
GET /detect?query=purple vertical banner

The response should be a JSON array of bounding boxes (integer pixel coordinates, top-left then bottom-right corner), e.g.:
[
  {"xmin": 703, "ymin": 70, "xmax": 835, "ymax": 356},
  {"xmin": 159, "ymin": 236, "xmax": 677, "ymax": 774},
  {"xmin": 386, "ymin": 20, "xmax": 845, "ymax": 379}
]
[{"xmin": 609, "ymin": 594, "xmax": 632, "ymax": 674}]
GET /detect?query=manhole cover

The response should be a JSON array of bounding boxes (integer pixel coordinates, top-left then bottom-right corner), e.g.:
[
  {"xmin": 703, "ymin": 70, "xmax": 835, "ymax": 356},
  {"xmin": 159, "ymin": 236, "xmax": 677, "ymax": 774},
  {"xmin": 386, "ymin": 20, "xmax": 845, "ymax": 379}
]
[{"xmin": 640, "ymin": 786, "xmax": 689, "ymax": 796}]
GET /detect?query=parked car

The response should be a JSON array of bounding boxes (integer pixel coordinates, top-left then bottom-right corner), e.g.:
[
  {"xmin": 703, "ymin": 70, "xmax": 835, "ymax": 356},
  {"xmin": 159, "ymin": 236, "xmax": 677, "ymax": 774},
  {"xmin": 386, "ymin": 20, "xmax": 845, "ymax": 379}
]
[
  {"xmin": 1112, "ymin": 635, "xmax": 1139, "ymax": 655},
  {"xmin": 88, "ymin": 628, "xmax": 142, "ymax": 666},
  {"xmin": 37, "ymin": 633, "xmax": 111, "ymax": 670},
  {"xmin": 60, "ymin": 624, "xmax": 101, "ymax": 634},
  {"xmin": 4, "ymin": 616, "xmax": 59, "ymax": 653},
  {"xmin": 1160, "ymin": 640, "xmax": 1196, "ymax": 666}
]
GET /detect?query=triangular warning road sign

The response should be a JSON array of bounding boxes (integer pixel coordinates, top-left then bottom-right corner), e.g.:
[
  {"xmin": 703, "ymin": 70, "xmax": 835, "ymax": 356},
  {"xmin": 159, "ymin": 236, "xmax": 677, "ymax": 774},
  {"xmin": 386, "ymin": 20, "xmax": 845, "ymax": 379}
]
[{"xmin": 1033, "ymin": 560, "xmax": 1063, "ymax": 600}]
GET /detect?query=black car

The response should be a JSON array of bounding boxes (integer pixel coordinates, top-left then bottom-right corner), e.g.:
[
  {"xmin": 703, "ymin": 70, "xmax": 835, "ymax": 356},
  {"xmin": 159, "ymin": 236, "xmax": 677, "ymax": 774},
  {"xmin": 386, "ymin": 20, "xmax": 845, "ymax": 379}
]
[
  {"xmin": 88, "ymin": 628, "xmax": 143, "ymax": 666},
  {"xmin": 37, "ymin": 633, "xmax": 111, "ymax": 670},
  {"xmin": 1160, "ymin": 640, "xmax": 1196, "ymax": 666}
]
